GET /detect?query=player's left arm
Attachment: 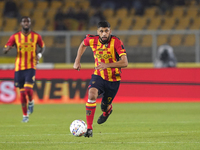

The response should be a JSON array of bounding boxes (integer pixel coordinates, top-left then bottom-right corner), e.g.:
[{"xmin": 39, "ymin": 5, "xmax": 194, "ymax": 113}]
[
  {"xmin": 95, "ymin": 55, "xmax": 128, "ymax": 71},
  {"xmin": 36, "ymin": 34, "xmax": 45, "ymax": 63}
]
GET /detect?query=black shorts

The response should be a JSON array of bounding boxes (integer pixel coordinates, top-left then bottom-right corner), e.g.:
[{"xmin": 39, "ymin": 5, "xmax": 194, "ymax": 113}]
[
  {"xmin": 88, "ymin": 74, "xmax": 120, "ymax": 104},
  {"xmin": 14, "ymin": 69, "xmax": 35, "ymax": 88}
]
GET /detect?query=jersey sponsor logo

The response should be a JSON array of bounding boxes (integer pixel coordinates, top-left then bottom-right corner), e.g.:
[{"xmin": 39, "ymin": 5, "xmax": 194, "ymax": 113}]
[
  {"xmin": 95, "ymin": 54, "xmax": 112, "ymax": 59},
  {"xmin": 19, "ymin": 46, "xmax": 34, "ymax": 51}
]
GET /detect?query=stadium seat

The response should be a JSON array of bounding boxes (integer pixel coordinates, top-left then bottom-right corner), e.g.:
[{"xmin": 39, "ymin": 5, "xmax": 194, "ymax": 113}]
[
  {"xmin": 146, "ymin": 17, "xmax": 163, "ymax": 30},
  {"xmin": 106, "ymin": 17, "xmax": 120, "ymax": 30},
  {"xmin": 22, "ymin": 1, "xmax": 34, "ymax": 10},
  {"xmin": 3, "ymin": 18, "xmax": 18, "ymax": 31},
  {"xmin": 157, "ymin": 35, "xmax": 169, "ymax": 46},
  {"xmin": 169, "ymin": 34, "xmax": 182, "ymax": 46},
  {"xmin": 126, "ymin": 35, "xmax": 140, "ymax": 47},
  {"xmin": 103, "ymin": 9, "xmax": 114, "ymax": 19},
  {"xmin": 175, "ymin": 17, "xmax": 192, "ymax": 30},
  {"xmin": 32, "ymin": 19, "xmax": 46, "ymax": 31},
  {"xmin": 20, "ymin": 10, "xmax": 31, "ymax": 17},
  {"xmin": 172, "ymin": 6, "xmax": 186, "ymax": 18},
  {"xmin": 144, "ymin": 7, "xmax": 158, "ymax": 18},
  {"xmin": 43, "ymin": 36, "xmax": 54, "ymax": 47},
  {"xmin": 63, "ymin": 1, "xmax": 76, "ymax": 10},
  {"xmin": 32, "ymin": 10, "xmax": 45, "ymax": 20},
  {"xmin": 0, "ymin": 18, "xmax": 4, "ymax": 31},
  {"xmin": 46, "ymin": 9, "xmax": 57, "ymax": 20},
  {"xmin": 0, "ymin": 36, "xmax": 10, "ymax": 47},
  {"xmin": 186, "ymin": 7, "xmax": 199, "ymax": 17},
  {"xmin": 189, "ymin": 17, "xmax": 200, "ymax": 29},
  {"xmin": 116, "ymin": 35, "xmax": 126, "ymax": 43},
  {"xmin": 129, "ymin": 8, "xmax": 135, "ymax": 16},
  {"xmin": 116, "ymin": 7, "xmax": 128, "ymax": 18},
  {"xmin": 77, "ymin": 1, "xmax": 90, "ymax": 10},
  {"xmin": 161, "ymin": 17, "xmax": 177, "ymax": 30},
  {"xmin": 117, "ymin": 17, "xmax": 133, "ymax": 30},
  {"xmin": 141, "ymin": 35, "xmax": 152, "ymax": 47},
  {"xmin": 183, "ymin": 34, "xmax": 195, "ymax": 46},
  {"xmin": 64, "ymin": 19, "xmax": 79, "ymax": 31},
  {"xmin": 35, "ymin": 1, "xmax": 48, "ymax": 10},
  {"xmin": 71, "ymin": 35, "xmax": 84, "ymax": 47},
  {"xmin": 49, "ymin": 1, "xmax": 63, "ymax": 9},
  {"xmin": 131, "ymin": 17, "xmax": 148, "ymax": 30},
  {"xmin": 0, "ymin": 1, "xmax": 5, "ymax": 10},
  {"xmin": 46, "ymin": 19, "xmax": 55, "ymax": 31}
]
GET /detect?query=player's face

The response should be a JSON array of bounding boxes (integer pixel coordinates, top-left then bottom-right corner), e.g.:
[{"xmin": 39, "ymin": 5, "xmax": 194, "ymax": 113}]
[
  {"xmin": 21, "ymin": 18, "xmax": 31, "ymax": 31},
  {"xmin": 97, "ymin": 27, "xmax": 112, "ymax": 43}
]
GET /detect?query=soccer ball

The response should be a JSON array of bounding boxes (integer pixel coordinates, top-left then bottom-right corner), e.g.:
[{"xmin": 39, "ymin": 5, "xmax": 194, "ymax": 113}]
[{"xmin": 70, "ymin": 120, "xmax": 87, "ymax": 137}]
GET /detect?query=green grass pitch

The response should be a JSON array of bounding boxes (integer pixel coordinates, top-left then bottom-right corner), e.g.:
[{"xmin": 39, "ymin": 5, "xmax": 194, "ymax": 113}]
[{"xmin": 0, "ymin": 103, "xmax": 200, "ymax": 150}]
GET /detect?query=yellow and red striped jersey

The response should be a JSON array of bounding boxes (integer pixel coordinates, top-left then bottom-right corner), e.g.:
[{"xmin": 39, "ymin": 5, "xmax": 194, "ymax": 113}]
[
  {"xmin": 5, "ymin": 31, "xmax": 45, "ymax": 71},
  {"xmin": 84, "ymin": 34, "xmax": 127, "ymax": 82}
]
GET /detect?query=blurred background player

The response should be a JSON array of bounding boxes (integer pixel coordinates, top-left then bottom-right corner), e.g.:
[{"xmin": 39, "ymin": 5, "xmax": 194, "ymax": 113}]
[
  {"xmin": 73, "ymin": 21, "xmax": 128, "ymax": 137},
  {"xmin": 3, "ymin": 16, "xmax": 45, "ymax": 123}
]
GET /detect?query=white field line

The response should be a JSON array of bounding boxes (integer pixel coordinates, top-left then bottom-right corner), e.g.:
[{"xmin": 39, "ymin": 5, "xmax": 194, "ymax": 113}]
[
  {"xmin": 0, "ymin": 131, "xmax": 199, "ymax": 137},
  {"xmin": 0, "ymin": 121, "xmax": 199, "ymax": 128},
  {"xmin": 0, "ymin": 141, "xmax": 199, "ymax": 144}
]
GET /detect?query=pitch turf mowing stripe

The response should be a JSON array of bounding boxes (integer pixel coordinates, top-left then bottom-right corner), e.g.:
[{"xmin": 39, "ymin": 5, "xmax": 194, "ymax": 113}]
[{"xmin": 0, "ymin": 142, "xmax": 199, "ymax": 144}]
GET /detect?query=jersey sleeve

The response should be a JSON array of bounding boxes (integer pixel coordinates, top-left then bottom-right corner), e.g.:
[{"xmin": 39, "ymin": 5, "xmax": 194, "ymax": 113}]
[
  {"xmin": 5, "ymin": 35, "xmax": 15, "ymax": 47},
  {"xmin": 37, "ymin": 34, "xmax": 45, "ymax": 48},
  {"xmin": 114, "ymin": 38, "xmax": 127, "ymax": 57},
  {"xmin": 83, "ymin": 34, "xmax": 90, "ymax": 46}
]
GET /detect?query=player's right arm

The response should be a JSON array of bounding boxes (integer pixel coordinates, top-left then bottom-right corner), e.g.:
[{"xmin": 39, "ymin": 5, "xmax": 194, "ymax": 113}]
[
  {"xmin": 3, "ymin": 46, "xmax": 12, "ymax": 54},
  {"xmin": 73, "ymin": 41, "xmax": 87, "ymax": 71},
  {"xmin": 3, "ymin": 35, "xmax": 15, "ymax": 54}
]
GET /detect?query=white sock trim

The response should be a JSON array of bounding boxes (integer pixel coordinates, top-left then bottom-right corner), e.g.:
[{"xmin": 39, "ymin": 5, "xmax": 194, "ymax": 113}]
[{"xmin": 87, "ymin": 99, "xmax": 96, "ymax": 103}]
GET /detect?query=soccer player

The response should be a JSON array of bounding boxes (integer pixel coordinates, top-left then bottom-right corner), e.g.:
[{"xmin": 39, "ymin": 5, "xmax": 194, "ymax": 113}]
[
  {"xmin": 73, "ymin": 21, "xmax": 128, "ymax": 137},
  {"xmin": 3, "ymin": 16, "xmax": 45, "ymax": 123}
]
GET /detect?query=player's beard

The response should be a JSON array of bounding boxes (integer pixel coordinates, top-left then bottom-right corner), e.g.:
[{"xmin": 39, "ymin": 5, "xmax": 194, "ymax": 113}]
[
  {"xmin": 23, "ymin": 27, "xmax": 30, "ymax": 32},
  {"xmin": 100, "ymin": 35, "xmax": 111, "ymax": 44}
]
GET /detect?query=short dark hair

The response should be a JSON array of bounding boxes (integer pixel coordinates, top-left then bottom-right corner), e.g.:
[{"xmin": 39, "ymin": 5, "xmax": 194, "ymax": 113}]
[
  {"xmin": 97, "ymin": 21, "xmax": 110, "ymax": 28},
  {"xmin": 21, "ymin": 16, "xmax": 31, "ymax": 22}
]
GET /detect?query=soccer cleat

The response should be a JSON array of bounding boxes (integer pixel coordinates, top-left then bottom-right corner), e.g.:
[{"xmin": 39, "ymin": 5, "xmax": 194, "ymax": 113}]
[
  {"xmin": 22, "ymin": 116, "xmax": 29, "ymax": 123},
  {"xmin": 97, "ymin": 110, "xmax": 113, "ymax": 124},
  {"xmin": 84, "ymin": 129, "xmax": 93, "ymax": 138},
  {"xmin": 28, "ymin": 100, "xmax": 34, "ymax": 115}
]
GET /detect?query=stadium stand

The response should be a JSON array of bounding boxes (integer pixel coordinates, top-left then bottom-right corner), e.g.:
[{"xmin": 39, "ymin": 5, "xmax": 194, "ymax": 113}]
[{"xmin": 1, "ymin": 0, "xmax": 200, "ymax": 64}]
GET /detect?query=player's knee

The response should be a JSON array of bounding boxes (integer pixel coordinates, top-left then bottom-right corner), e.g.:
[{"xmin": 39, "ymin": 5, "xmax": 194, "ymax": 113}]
[
  {"xmin": 88, "ymin": 88, "xmax": 98, "ymax": 100},
  {"xmin": 101, "ymin": 102, "xmax": 108, "ymax": 112}
]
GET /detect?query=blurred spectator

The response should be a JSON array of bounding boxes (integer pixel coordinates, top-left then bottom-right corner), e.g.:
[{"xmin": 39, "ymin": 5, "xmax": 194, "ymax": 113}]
[
  {"xmin": 101, "ymin": 0, "xmax": 116, "ymax": 10},
  {"xmin": 89, "ymin": 9, "xmax": 106, "ymax": 27},
  {"xmin": 55, "ymin": 20, "xmax": 67, "ymax": 31},
  {"xmin": 89, "ymin": 0, "xmax": 102, "ymax": 8},
  {"xmin": 76, "ymin": 7, "xmax": 88, "ymax": 22},
  {"xmin": 65, "ymin": 7, "xmax": 77, "ymax": 19},
  {"xmin": 132, "ymin": 0, "xmax": 145, "ymax": 16},
  {"xmin": 154, "ymin": 44, "xmax": 177, "ymax": 68},
  {"xmin": 54, "ymin": 9, "xmax": 65, "ymax": 21},
  {"xmin": 3, "ymin": 0, "xmax": 19, "ymax": 18},
  {"xmin": 76, "ymin": 7, "xmax": 89, "ymax": 30},
  {"xmin": 159, "ymin": 0, "xmax": 173, "ymax": 15}
]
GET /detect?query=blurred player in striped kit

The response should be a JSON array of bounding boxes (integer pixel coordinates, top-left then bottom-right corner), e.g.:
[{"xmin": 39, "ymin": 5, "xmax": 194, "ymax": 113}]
[
  {"xmin": 3, "ymin": 16, "xmax": 45, "ymax": 123},
  {"xmin": 74, "ymin": 21, "xmax": 128, "ymax": 137}
]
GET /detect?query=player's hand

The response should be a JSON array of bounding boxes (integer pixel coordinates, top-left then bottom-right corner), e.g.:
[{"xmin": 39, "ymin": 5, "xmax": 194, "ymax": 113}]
[
  {"xmin": 95, "ymin": 62, "xmax": 108, "ymax": 71},
  {"xmin": 73, "ymin": 62, "xmax": 81, "ymax": 71},
  {"xmin": 36, "ymin": 57, "xmax": 39, "ymax": 64}
]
